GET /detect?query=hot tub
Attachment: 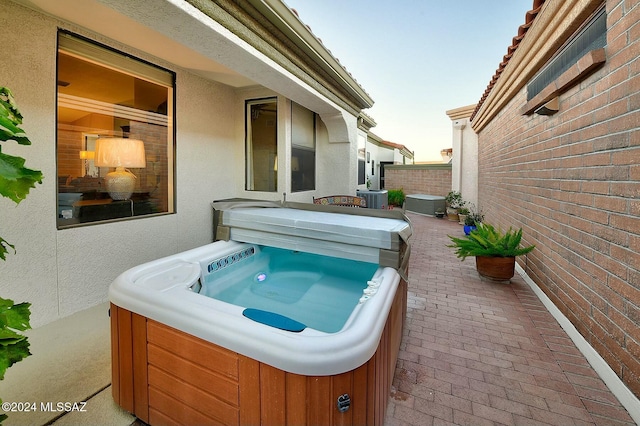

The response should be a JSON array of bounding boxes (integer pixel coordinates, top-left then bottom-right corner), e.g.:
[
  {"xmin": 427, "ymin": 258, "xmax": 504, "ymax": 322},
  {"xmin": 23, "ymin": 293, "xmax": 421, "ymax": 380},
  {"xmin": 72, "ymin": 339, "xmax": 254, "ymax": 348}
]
[{"xmin": 110, "ymin": 203, "xmax": 410, "ymax": 425}]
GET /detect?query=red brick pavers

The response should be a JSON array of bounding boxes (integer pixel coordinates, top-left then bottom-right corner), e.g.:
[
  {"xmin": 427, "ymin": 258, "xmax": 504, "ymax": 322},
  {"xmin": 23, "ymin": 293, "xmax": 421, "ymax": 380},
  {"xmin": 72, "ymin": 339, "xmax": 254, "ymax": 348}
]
[{"xmin": 385, "ymin": 213, "xmax": 635, "ymax": 426}]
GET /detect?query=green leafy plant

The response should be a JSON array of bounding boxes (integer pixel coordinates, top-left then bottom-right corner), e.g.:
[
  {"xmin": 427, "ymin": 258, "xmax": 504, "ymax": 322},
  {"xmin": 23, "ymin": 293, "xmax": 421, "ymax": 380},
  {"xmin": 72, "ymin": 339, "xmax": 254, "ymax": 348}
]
[
  {"xmin": 464, "ymin": 204, "xmax": 484, "ymax": 226},
  {"xmin": 0, "ymin": 298, "xmax": 32, "ymax": 423},
  {"xmin": 1, "ymin": 87, "xmax": 43, "ymax": 259},
  {"xmin": 445, "ymin": 190, "xmax": 463, "ymax": 209},
  {"xmin": 0, "ymin": 86, "xmax": 41, "ymax": 422},
  {"xmin": 0, "ymin": 299, "xmax": 32, "ymax": 378},
  {"xmin": 448, "ymin": 223, "xmax": 535, "ymax": 260},
  {"xmin": 387, "ymin": 188, "xmax": 405, "ymax": 207}
]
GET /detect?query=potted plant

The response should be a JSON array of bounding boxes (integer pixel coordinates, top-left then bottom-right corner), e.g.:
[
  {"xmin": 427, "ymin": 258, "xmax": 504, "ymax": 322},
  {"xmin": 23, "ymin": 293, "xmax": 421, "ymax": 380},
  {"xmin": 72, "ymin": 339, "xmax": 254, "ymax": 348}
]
[
  {"xmin": 444, "ymin": 191, "xmax": 463, "ymax": 221},
  {"xmin": 457, "ymin": 206, "xmax": 470, "ymax": 225},
  {"xmin": 448, "ymin": 223, "xmax": 535, "ymax": 281},
  {"xmin": 434, "ymin": 209, "xmax": 445, "ymax": 219},
  {"xmin": 0, "ymin": 87, "xmax": 42, "ymax": 421},
  {"xmin": 463, "ymin": 204, "xmax": 484, "ymax": 235}
]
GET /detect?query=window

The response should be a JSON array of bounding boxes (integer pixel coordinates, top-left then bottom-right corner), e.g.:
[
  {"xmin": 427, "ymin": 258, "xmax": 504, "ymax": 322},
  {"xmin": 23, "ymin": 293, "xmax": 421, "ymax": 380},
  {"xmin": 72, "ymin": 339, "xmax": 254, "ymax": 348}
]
[
  {"xmin": 357, "ymin": 133, "xmax": 366, "ymax": 185},
  {"xmin": 56, "ymin": 32, "xmax": 175, "ymax": 227},
  {"xmin": 291, "ymin": 102, "xmax": 316, "ymax": 192},
  {"xmin": 246, "ymin": 98, "xmax": 278, "ymax": 192}
]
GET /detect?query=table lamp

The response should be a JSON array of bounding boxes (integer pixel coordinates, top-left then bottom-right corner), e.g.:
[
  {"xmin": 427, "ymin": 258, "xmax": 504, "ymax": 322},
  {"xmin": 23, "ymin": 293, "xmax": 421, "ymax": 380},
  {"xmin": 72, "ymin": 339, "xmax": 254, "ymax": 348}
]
[{"xmin": 94, "ymin": 137, "xmax": 146, "ymax": 200}]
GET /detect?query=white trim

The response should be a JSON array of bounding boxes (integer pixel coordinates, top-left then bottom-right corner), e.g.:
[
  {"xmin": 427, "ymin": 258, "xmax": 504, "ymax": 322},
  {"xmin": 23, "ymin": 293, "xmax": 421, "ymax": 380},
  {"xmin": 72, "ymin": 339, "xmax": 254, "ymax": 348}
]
[
  {"xmin": 516, "ymin": 264, "xmax": 640, "ymax": 424},
  {"xmin": 58, "ymin": 93, "xmax": 169, "ymax": 127}
]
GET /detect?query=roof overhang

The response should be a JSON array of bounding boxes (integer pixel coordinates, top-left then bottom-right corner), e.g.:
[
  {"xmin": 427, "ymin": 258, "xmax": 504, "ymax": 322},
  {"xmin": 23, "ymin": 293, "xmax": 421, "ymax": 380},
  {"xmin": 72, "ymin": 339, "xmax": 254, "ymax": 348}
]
[
  {"xmin": 11, "ymin": 0, "xmax": 372, "ymax": 116},
  {"xmin": 246, "ymin": 0, "xmax": 374, "ymax": 110}
]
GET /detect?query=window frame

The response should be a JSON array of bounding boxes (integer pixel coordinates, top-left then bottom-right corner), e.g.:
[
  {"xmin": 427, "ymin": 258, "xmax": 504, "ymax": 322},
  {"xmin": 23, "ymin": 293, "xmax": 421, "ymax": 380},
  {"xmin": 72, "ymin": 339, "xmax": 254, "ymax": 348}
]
[
  {"xmin": 245, "ymin": 97, "xmax": 278, "ymax": 192},
  {"xmin": 56, "ymin": 31, "xmax": 176, "ymax": 229},
  {"xmin": 290, "ymin": 102, "xmax": 316, "ymax": 193}
]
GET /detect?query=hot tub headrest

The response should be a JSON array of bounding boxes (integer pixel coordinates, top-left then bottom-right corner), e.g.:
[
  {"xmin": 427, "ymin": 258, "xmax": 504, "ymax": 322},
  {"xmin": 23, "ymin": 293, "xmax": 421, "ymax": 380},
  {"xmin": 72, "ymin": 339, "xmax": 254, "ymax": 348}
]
[{"xmin": 242, "ymin": 308, "xmax": 306, "ymax": 332}]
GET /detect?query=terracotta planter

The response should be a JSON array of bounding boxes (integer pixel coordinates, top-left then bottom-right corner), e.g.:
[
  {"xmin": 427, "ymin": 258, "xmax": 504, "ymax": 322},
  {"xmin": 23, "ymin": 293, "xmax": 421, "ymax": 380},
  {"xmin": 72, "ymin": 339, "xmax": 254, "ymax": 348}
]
[{"xmin": 475, "ymin": 256, "xmax": 515, "ymax": 281}]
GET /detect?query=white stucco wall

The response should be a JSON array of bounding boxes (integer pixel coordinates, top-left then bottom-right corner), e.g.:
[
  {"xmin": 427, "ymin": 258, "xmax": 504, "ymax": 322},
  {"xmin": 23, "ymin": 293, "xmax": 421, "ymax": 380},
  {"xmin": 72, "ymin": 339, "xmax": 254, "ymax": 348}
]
[
  {"xmin": 316, "ymin": 119, "xmax": 358, "ymax": 197},
  {"xmin": 0, "ymin": 0, "xmax": 363, "ymax": 327}
]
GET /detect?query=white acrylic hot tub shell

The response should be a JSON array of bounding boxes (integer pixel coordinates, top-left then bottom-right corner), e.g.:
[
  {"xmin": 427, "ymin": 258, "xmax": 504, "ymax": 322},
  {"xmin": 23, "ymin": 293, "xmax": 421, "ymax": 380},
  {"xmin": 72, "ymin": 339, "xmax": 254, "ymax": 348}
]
[{"xmin": 109, "ymin": 240, "xmax": 400, "ymax": 376}]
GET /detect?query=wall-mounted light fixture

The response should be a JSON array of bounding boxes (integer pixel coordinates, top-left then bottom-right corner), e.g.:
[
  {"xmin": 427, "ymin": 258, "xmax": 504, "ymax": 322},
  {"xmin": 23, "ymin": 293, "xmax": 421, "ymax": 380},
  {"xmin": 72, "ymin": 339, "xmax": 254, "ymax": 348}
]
[
  {"xmin": 94, "ymin": 138, "xmax": 146, "ymax": 200},
  {"xmin": 534, "ymin": 97, "xmax": 559, "ymax": 116}
]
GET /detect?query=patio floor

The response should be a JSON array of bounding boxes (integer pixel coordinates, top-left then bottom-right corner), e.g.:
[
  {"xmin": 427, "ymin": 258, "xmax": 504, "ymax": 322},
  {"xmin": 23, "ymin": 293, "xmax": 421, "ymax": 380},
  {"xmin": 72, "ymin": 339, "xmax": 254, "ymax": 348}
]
[{"xmin": 385, "ymin": 213, "xmax": 635, "ymax": 425}]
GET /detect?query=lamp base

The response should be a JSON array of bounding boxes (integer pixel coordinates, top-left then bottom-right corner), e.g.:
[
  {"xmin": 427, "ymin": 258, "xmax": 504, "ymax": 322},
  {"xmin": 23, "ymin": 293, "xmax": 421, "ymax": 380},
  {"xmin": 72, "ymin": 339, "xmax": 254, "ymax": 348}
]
[{"xmin": 104, "ymin": 167, "xmax": 136, "ymax": 200}]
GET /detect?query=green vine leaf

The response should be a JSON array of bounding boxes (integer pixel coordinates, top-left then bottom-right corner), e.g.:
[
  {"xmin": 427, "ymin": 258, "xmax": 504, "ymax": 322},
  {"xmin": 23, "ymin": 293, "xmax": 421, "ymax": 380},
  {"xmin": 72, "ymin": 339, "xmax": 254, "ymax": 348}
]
[
  {"xmin": 0, "ymin": 297, "xmax": 32, "ymax": 380},
  {"xmin": 0, "ymin": 299, "xmax": 31, "ymax": 331},
  {"xmin": 0, "ymin": 337, "xmax": 30, "ymax": 380},
  {"xmin": 0, "ymin": 237, "xmax": 15, "ymax": 261},
  {"xmin": 0, "ymin": 151, "xmax": 43, "ymax": 204},
  {"xmin": 0, "ymin": 88, "xmax": 30, "ymax": 146}
]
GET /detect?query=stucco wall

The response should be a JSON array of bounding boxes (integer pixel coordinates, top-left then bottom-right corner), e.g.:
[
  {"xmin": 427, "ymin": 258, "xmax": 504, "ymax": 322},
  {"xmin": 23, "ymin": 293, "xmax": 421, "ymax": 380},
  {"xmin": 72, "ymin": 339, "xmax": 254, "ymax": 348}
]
[
  {"xmin": 476, "ymin": 0, "xmax": 639, "ymax": 398},
  {"xmin": 384, "ymin": 165, "xmax": 452, "ymax": 197}
]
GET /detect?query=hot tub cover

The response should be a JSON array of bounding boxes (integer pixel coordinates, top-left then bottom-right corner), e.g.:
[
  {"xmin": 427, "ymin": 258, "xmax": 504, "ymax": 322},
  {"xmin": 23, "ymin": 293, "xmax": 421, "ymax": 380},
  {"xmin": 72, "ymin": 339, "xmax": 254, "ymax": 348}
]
[
  {"xmin": 220, "ymin": 207, "xmax": 409, "ymax": 250},
  {"xmin": 212, "ymin": 200, "xmax": 412, "ymax": 271}
]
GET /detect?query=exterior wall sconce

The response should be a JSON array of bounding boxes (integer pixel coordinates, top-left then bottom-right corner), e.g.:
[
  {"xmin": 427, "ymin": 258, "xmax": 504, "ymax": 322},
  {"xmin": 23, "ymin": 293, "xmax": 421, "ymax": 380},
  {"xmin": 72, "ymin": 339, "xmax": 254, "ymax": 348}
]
[{"xmin": 534, "ymin": 97, "xmax": 559, "ymax": 116}]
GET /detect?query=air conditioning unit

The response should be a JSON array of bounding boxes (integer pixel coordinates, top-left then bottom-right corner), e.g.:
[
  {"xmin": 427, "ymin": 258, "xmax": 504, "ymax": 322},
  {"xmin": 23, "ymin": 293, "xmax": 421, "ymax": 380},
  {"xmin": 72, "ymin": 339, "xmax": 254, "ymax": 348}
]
[{"xmin": 356, "ymin": 190, "xmax": 388, "ymax": 209}]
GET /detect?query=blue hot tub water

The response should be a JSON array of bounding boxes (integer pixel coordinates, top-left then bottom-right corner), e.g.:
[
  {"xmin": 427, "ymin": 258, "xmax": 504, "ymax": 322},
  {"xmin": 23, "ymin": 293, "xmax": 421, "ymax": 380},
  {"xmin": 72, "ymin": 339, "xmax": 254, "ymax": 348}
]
[{"xmin": 199, "ymin": 246, "xmax": 379, "ymax": 333}]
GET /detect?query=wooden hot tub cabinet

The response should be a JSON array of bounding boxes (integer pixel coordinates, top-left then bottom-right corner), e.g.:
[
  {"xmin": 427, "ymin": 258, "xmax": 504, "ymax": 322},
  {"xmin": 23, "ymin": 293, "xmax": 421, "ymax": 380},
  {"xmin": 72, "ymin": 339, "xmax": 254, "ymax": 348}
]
[{"xmin": 111, "ymin": 278, "xmax": 407, "ymax": 426}]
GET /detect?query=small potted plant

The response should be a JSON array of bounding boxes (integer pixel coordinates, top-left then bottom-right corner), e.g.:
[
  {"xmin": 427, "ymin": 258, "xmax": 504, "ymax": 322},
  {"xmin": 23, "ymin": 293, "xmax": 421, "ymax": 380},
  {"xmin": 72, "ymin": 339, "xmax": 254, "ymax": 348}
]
[
  {"xmin": 434, "ymin": 209, "xmax": 445, "ymax": 219},
  {"xmin": 445, "ymin": 191, "xmax": 463, "ymax": 221},
  {"xmin": 457, "ymin": 206, "xmax": 470, "ymax": 225},
  {"xmin": 448, "ymin": 223, "xmax": 535, "ymax": 281},
  {"xmin": 463, "ymin": 204, "xmax": 484, "ymax": 234}
]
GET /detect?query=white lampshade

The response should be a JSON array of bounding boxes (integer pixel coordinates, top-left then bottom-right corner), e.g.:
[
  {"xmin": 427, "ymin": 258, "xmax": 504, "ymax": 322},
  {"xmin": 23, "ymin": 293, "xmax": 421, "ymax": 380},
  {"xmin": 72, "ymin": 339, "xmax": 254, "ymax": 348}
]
[
  {"xmin": 93, "ymin": 138, "xmax": 146, "ymax": 200},
  {"xmin": 94, "ymin": 138, "xmax": 146, "ymax": 168}
]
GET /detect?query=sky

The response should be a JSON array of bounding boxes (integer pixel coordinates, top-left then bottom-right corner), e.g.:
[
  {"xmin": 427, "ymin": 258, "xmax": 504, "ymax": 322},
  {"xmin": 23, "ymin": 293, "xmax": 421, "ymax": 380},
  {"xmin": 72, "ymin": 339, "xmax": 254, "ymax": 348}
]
[{"xmin": 284, "ymin": 0, "xmax": 533, "ymax": 162}]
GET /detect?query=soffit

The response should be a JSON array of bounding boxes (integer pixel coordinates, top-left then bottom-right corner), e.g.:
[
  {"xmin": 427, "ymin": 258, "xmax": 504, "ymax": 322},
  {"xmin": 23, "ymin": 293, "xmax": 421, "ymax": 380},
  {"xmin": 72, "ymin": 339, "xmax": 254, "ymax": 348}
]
[
  {"xmin": 193, "ymin": 0, "xmax": 373, "ymax": 113},
  {"xmin": 11, "ymin": 0, "xmax": 257, "ymax": 88},
  {"xmin": 12, "ymin": 0, "xmax": 371, "ymax": 115}
]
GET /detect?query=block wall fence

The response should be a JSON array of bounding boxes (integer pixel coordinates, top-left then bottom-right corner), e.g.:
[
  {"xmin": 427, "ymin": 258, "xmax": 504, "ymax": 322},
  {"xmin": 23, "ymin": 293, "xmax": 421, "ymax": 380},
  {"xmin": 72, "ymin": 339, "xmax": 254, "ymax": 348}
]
[
  {"xmin": 476, "ymin": 0, "xmax": 639, "ymax": 398},
  {"xmin": 384, "ymin": 164, "xmax": 452, "ymax": 197}
]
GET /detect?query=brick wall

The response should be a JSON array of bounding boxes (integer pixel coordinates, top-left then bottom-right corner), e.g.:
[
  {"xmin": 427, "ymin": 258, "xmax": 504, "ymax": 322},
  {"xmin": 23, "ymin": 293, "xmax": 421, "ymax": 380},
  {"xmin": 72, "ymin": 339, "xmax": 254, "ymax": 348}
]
[
  {"xmin": 384, "ymin": 164, "xmax": 452, "ymax": 197},
  {"xmin": 477, "ymin": 0, "xmax": 639, "ymax": 398}
]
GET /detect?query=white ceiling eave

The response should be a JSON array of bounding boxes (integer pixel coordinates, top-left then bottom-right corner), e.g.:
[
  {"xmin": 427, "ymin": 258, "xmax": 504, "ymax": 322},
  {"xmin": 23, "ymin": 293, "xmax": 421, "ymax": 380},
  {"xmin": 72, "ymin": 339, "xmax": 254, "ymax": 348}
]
[{"xmin": 12, "ymin": 0, "xmax": 357, "ymax": 116}]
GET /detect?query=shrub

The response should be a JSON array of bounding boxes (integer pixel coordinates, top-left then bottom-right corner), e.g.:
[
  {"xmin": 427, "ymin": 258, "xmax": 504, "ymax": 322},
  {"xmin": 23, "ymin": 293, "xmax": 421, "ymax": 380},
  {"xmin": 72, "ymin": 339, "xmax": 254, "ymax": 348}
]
[{"xmin": 387, "ymin": 189, "xmax": 405, "ymax": 207}]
